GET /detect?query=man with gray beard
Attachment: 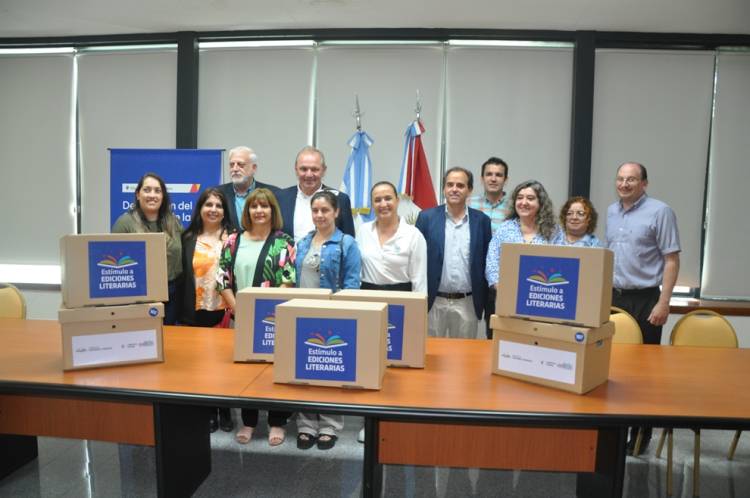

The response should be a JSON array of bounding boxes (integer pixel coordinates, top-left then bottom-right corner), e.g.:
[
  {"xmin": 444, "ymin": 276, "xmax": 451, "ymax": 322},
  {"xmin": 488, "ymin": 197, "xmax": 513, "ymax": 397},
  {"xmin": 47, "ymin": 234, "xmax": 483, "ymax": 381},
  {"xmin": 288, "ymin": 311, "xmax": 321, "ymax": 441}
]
[{"xmin": 217, "ymin": 146, "xmax": 279, "ymax": 231}]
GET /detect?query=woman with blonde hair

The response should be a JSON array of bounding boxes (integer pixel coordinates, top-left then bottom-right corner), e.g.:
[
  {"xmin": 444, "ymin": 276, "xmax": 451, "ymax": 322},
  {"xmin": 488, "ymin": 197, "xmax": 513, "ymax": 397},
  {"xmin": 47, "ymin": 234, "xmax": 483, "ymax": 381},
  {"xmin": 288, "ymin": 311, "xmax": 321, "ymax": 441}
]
[{"xmin": 217, "ymin": 188, "xmax": 295, "ymax": 446}]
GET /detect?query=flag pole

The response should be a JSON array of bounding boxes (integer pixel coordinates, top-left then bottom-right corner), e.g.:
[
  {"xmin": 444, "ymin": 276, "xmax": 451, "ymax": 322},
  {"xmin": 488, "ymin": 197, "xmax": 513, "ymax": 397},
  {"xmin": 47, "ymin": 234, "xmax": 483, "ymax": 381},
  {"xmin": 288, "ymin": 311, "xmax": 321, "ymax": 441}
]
[
  {"xmin": 415, "ymin": 89, "xmax": 422, "ymax": 121},
  {"xmin": 353, "ymin": 94, "xmax": 362, "ymax": 131}
]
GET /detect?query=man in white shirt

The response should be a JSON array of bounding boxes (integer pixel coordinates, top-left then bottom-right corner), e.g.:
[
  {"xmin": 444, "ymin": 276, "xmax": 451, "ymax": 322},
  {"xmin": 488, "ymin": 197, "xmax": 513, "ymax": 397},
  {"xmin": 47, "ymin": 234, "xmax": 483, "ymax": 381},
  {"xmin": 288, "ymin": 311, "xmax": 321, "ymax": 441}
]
[
  {"xmin": 276, "ymin": 146, "xmax": 355, "ymax": 242},
  {"xmin": 415, "ymin": 168, "xmax": 492, "ymax": 338}
]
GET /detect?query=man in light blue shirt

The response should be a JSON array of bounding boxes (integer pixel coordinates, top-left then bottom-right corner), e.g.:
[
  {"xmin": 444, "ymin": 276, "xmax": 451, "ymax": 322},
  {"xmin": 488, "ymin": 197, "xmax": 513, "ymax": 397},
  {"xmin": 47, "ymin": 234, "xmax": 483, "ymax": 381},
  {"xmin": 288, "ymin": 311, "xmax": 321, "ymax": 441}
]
[
  {"xmin": 416, "ymin": 167, "xmax": 492, "ymax": 338},
  {"xmin": 606, "ymin": 162, "xmax": 680, "ymax": 344},
  {"xmin": 606, "ymin": 161, "xmax": 680, "ymax": 455}
]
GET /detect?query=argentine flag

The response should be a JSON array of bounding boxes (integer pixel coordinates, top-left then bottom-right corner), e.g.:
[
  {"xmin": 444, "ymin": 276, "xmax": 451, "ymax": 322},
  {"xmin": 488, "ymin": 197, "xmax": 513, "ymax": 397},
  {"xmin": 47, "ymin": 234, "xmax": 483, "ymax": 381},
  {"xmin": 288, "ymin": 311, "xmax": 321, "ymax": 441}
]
[{"xmin": 340, "ymin": 130, "xmax": 374, "ymax": 222}]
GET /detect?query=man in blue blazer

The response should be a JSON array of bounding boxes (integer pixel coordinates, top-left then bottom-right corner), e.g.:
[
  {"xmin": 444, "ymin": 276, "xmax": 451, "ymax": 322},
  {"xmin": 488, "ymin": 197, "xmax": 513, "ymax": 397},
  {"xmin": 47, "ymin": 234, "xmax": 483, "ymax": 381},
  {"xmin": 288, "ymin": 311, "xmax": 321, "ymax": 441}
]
[
  {"xmin": 276, "ymin": 146, "xmax": 355, "ymax": 241},
  {"xmin": 415, "ymin": 167, "xmax": 492, "ymax": 338},
  {"xmin": 216, "ymin": 146, "xmax": 279, "ymax": 231}
]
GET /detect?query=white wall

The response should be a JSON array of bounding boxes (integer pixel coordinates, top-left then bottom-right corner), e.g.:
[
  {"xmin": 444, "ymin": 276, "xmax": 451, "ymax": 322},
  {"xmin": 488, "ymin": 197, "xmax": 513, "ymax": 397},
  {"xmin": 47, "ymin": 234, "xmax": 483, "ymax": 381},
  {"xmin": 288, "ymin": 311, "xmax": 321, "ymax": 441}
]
[{"xmin": 3, "ymin": 41, "xmax": 750, "ymax": 324}]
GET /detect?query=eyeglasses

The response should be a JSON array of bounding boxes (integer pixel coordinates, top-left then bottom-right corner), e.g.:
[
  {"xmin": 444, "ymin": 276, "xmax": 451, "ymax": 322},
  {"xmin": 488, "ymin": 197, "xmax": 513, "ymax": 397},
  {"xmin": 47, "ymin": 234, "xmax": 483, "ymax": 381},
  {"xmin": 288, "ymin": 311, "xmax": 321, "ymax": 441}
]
[
  {"xmin": 566, "ymin": 210, "xmax": 586, "ymax": 218},
  {"xmin": 229, "ymin": 161, "xmax": 248, "ymax": 167},
  {"xmin": 616, "ymin": 176, "xmax": 641, "ymax": 185}
]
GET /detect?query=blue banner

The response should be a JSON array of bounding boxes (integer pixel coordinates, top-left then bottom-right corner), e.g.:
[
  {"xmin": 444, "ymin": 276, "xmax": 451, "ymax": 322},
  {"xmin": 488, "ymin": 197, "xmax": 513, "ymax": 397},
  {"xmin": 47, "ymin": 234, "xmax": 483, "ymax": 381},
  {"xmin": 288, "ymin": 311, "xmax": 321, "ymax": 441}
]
[
  {"xmin": 295, "ymin": 317, "xmax": 357, "ymax": 382},
  {"xmin": 253, "ymin": 298, "xmax": 285, "ymax": 354},
  {"xmin": 110, "ymin": 149, "xmax": 223, "ymax": 229},
  {"xmin": 88, "ymin": 241, "xmax": 148, "ymax": 299},
  {"xmin": 515, "ymin": 255, "xmax": 580, "ymax": 321},
  {"xmin": 386, "ymin": 304, "xmax": 405, "ymax": 361}
]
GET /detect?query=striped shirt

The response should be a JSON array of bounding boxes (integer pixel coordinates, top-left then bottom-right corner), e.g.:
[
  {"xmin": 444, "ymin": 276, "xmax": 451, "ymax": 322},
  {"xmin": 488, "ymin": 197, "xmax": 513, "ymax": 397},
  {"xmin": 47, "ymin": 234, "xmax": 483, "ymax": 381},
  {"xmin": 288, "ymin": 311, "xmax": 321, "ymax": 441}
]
[{"xmin": 468, "ymin": 193, "xmax": 508, "ymax": 233}]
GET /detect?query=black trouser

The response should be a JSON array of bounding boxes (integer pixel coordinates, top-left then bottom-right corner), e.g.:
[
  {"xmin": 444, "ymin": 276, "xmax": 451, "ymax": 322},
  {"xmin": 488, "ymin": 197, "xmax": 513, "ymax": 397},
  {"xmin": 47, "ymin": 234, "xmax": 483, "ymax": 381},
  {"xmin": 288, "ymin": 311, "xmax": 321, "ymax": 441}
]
[
  {"xmin": 613, "ymin": 286, "xmax": 661, "ymax": 451},
  {"xmin": 210, "ymin": 407, "xmax": 231, "ymax": 423},
  {"xmin": 194, "ymin": 310, "xmax": 225, "ymax": 327},
  {"xmin": 612, "ymin": 286, "xmax": 662, "ymax": 344},
  {"xmin": 484, "ymin": 287, "xmax": 496, "ymax": 339},
  {"xmin": 190, "ymin": 310, "xmax": 227, "ymax": 419},
  {"xmin": 241, "ymin": 409, "xmax": 291, "ymax": 428},
  {"xmin": 164, "ymin": 279, "xmax": 181, "ymax": 325}
]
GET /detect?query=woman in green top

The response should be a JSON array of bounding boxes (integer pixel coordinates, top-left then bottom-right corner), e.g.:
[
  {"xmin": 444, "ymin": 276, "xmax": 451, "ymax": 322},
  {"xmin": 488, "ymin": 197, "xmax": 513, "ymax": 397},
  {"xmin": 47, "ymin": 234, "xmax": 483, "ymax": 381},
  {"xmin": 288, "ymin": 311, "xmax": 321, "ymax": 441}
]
[
  {"xmin": 112, "ymin": 172, "xmax": 183, "ymax": 325},
  {"xmin": 217, "ymin": 188, "xmax": 296, "ymax": 447}
]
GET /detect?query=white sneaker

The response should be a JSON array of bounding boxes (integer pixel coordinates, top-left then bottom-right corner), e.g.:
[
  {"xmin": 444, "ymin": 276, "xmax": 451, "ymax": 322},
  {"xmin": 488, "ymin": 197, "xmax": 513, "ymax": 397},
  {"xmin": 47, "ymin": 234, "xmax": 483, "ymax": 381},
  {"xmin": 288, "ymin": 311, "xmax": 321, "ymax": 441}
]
[{"xmin": 357, "ymin": 427, "xmax": 365, "ymax": 443}]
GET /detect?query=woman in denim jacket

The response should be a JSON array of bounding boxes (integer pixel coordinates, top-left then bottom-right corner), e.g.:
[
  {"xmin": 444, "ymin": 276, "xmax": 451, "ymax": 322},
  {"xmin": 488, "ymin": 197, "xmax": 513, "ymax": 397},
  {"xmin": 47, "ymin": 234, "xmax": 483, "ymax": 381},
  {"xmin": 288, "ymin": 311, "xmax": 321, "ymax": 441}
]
[{"xmin": 294, "ymin": 190, "xmax": 361, "ymax": 450}]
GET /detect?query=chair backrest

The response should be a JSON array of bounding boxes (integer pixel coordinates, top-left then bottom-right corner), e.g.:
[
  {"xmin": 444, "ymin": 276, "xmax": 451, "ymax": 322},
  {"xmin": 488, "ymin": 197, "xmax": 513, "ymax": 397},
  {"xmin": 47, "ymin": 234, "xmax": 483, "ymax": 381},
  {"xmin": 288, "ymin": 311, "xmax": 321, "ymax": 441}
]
[
  {"xmin": 670, "ymin": 309, "xmax": 738, "ymax": 348},
  {"xmin": 0, "ymin": 283, "xmax": 27, "ymax": 319},
  {"xmin": 610, "ymin": 306, "xmax": 643, "ymax": 344}
]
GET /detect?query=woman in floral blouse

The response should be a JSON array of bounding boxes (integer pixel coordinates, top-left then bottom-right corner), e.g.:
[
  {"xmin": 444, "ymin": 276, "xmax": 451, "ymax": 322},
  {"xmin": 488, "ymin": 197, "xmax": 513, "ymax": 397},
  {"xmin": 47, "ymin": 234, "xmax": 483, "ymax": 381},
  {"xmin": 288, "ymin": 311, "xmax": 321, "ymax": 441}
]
[
  {"xmin": 218, "ymin": 188, "xmax": 295, "ymax": 447},
  {"xmin": 485, "ymin": 179, "xmax": 563, "ymax": 288}
]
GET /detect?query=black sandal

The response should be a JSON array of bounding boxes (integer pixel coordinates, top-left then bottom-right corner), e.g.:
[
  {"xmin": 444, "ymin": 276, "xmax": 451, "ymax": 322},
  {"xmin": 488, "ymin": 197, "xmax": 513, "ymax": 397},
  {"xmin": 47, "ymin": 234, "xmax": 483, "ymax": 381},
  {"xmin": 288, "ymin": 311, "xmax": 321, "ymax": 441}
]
[
  {"xmin": 317, "ymin": 434, "xmax": 338, "ymax": 450},
  {"xmin": 297, "ymin": 432, "xmax": 317, "ymax": 450}
]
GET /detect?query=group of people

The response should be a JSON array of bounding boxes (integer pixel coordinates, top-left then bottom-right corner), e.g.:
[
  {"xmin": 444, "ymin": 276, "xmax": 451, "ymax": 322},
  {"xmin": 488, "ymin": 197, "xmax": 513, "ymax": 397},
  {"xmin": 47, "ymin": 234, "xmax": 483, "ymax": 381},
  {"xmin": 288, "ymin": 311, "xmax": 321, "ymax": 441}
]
[{"xmin": 112, "ymin": 146, "xmax": 680, "ymax": 457}]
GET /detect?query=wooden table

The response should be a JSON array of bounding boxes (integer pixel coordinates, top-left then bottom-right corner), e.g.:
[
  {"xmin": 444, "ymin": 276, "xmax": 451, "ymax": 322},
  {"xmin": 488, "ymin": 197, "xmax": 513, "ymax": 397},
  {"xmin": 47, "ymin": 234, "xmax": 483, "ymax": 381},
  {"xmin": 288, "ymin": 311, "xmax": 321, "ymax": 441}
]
[
  {"xmin": 0, "ymin": 319, "xmax": 264, "ymax": 497},
  {"xmin": 2, "ymin": 319, "xmax": 750, "ymax": 497}
]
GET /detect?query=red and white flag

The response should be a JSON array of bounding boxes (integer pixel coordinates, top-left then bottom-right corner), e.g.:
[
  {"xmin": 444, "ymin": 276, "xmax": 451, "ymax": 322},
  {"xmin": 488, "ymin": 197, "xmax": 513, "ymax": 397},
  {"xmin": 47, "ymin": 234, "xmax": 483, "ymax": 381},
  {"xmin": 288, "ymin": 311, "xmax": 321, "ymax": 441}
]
[{"xmin": 398, "ymin": 119, "xmax": 437, "ymax": 210}]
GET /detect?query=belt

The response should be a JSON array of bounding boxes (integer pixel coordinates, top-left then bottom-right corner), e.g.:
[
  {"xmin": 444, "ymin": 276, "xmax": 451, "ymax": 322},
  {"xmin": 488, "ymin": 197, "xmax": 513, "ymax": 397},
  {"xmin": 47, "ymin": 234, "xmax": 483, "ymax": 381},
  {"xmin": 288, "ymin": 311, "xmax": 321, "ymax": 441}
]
[
  {"xmin": 437, "ymin": 291, "xmax": 472, "ymax": 299},
  {"xmin": 613, "ymin": 286, "xmax": 660, "ymax": 296},
  {"xmin": 361, "ymin": 281, "xmax": 412, "ymax": 292}
]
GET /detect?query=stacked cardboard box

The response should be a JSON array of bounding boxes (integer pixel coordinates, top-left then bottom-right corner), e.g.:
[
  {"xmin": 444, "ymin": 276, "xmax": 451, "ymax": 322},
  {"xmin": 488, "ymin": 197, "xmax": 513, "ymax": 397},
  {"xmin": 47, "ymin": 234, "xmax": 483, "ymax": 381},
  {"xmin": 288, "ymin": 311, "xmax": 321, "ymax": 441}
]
[
  {"xmin": 58, "ymin": 233, "xmax": 168, "ymax": 370},
  {"xmin": 491, "ymin": 243, "xmax": 615, "ymax": 394}
]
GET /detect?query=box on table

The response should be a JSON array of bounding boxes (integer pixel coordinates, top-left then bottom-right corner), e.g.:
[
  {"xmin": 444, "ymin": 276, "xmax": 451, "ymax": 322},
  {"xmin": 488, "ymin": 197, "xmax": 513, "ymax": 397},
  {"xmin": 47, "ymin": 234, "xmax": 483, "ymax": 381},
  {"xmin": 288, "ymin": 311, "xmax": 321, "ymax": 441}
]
[
  {"xmin": 331, "ymin": 289, "xmax": 427, "ymax": 368},
  {"xmin": 60, "ymin": 233, "xmax": 168, "ymax": 308},
  {"xmin": 490, "ymin": 315, "xmax": 614, "ymax": 394},
  {"xmin": 58, "ymin": 302, "xmax": 165, "ymax": 371},
  {"xmin": 497, "ymin": 243, "xmax": 613, "ymax": 328},
  {"xmin": 233, "ymin": 287, "xmax": 332, "ymax": 362},
  {"xmin": 273, "ymin": 298, "xmax": 388, "ymax": 390}
]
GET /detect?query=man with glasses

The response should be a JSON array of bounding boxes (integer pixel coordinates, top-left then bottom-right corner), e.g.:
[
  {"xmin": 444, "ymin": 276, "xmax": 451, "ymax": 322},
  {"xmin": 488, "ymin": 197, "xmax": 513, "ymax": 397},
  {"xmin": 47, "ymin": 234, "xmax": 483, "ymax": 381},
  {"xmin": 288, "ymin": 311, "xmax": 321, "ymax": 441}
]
[
  {"xmin": 217, "ymin": 146, "xmax": 279, "ymax": 231},
  {"xmin": 606, "ymin": 161, "xmax": 681, "ymax": 455}
]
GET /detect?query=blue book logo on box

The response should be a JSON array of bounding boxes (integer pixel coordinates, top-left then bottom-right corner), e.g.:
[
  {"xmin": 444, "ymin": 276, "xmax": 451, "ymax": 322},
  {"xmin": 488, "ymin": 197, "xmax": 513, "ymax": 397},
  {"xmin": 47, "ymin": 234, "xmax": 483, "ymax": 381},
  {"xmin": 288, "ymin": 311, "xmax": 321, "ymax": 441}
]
[
  {"xmin": 253, "ymin": 298, "xmax": 285, "ymax": 354},
  {"xmin": 295, "ymin": 317, "xmax": 356, "ymax": 382},
  {"xmin": 516, "ymin": 255, "xmax": 579, "ymax": 321},
  {"xmin": 387, "ymin": 304, "xmax": 405, "ymax": 361},
  {"xmin": 88, "ymin": 241, "xmax": 147, "ymax": 298}
]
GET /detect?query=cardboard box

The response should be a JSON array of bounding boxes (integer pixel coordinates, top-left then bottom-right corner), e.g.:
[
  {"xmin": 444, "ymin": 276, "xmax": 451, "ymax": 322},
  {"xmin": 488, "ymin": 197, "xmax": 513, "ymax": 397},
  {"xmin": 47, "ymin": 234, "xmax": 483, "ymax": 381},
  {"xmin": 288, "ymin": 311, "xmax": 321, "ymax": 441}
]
[
  {"xmin": 273, "ymin": 299, "xmax": 387, "ymax": 390},
  {"xmin": 490, "ymin": 315, "xmax": 614, "ymax": 394},
  {"xmin": 331, "ymin": 289, "xmax": 427, "ymax": 368},
  {"xmin": 60, "ymin": 233, "xmax": 169, "ymax": 308},
  {"xmin": 233, "ymin": 287, "xmax": 332, "ymax": 362},
  {"xmin": 58, "ymin": 302, "xmax": 165, "ymax": 371},
  {"xmin": 497, "ymin": 243, "xmax": 613, "ymax": 327}
]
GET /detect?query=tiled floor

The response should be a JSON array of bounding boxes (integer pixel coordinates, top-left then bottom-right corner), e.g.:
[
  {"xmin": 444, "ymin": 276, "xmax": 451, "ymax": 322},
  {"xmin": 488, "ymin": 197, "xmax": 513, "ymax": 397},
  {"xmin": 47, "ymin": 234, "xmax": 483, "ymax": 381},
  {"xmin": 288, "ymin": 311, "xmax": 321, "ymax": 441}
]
[{"xmin": 1, "ymin": 413, "xmax": 748, "ymax": 497}]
